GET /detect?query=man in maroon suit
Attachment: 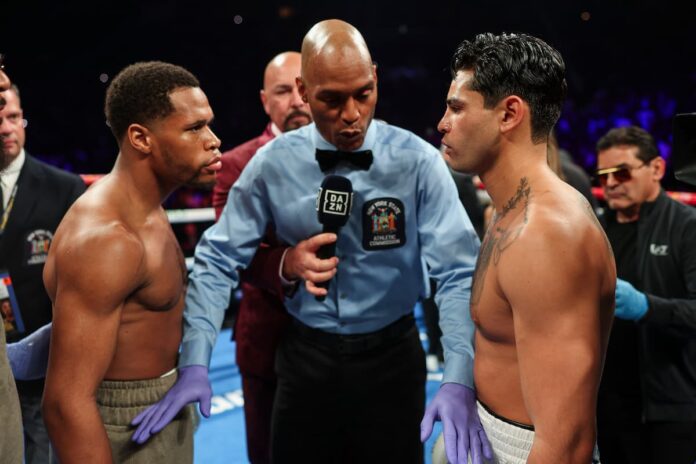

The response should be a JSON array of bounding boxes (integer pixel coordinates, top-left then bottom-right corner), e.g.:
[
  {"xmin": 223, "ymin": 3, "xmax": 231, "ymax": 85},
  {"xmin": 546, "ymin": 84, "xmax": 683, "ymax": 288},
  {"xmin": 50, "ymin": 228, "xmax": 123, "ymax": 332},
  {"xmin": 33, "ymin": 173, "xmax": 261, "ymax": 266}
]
[{"xmin": 212, "ymin": 51, "xmax": 311, "ymax": 464}]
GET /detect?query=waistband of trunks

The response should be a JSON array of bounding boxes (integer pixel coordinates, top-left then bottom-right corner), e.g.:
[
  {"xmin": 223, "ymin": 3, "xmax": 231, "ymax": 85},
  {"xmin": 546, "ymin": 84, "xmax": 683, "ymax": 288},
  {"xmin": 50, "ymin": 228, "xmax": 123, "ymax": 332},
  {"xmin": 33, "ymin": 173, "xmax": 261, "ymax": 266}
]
[
  {"xmin": 476, "ymin": 400, "xmax": 534, "ymax": 463},
  {"xmin": 478, "ymin": 399, "xmax": 535, "ymax": 431},
  {"xmin": 97, "ymin": 370, "xmax": 178, "ymax": 409}
]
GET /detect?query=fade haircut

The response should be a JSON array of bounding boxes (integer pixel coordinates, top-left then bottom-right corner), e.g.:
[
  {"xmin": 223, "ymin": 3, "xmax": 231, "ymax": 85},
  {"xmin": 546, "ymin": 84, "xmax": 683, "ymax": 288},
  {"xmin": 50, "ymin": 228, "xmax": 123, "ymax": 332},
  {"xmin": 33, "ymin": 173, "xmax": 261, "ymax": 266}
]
[
  {"xmin": 596, "ymin": 126, "xmax": 659, "ymax": 163},
  {"xmin": 105, "ymin": 61, "xmax": 199, "ymax": 142},
  {"xmin": 450, "ymin": 32, "xmax": 567, "ymax": 144}
]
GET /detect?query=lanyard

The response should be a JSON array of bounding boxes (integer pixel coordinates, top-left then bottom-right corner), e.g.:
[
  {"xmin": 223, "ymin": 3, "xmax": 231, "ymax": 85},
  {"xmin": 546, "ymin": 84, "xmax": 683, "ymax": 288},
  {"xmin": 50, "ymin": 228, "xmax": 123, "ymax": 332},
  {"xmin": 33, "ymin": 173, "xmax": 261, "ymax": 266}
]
[{"xmin": 0, "ymin": 183, "xmax": 18, "ymax": 233}]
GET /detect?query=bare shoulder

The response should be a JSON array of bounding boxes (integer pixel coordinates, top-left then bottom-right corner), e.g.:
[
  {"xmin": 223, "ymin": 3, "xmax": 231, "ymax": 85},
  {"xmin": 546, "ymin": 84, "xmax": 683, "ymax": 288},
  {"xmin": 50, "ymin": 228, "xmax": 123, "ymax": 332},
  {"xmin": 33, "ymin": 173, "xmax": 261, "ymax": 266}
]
[
  {"xmin": 524, "ymin": 181, "xmax": 606, "ymax": 251},
  {"xmin": 497, "ymin": 180, "xmax": 613, "ymax": 297},
  {"xmin": 546, "ymin": 183, "xmax": 609, "ymax": 252},
  {"xmin": 52, "ymin": 191, "xmax": 146, "ymax": 290}
]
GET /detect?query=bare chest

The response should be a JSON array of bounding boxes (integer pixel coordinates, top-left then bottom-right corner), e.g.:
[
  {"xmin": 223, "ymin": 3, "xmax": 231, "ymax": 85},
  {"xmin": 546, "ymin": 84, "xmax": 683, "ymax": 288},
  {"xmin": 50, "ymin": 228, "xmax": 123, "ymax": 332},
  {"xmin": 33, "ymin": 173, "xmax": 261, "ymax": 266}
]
[
  {"xmin": 471, "ymin": 214, "xmax": 528, "ymax": 344},
  {"xmin": 471, "ymin": 256, "xmax": 516, "ymax": 344},
  {"xmin": 130, "ymin": 225, "xmax": 187, "ymax": 312}
]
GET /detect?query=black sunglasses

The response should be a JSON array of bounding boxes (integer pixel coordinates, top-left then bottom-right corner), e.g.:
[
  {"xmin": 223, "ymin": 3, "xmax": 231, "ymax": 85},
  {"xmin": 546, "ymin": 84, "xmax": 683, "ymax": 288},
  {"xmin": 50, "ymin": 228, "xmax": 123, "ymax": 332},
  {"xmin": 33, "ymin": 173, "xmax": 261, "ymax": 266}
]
[{"xmin": 595, "ymin": 162, "xmax": 648, "ymax": 186}]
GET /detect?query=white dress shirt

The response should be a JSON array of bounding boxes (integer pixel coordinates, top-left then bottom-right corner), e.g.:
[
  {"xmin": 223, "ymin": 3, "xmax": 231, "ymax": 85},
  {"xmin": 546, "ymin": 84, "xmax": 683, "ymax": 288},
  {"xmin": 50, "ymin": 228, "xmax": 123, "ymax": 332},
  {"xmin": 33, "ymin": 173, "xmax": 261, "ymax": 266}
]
[{"xmin": 1, "ymin": 149, "xmax": 25, "ymax": 210}]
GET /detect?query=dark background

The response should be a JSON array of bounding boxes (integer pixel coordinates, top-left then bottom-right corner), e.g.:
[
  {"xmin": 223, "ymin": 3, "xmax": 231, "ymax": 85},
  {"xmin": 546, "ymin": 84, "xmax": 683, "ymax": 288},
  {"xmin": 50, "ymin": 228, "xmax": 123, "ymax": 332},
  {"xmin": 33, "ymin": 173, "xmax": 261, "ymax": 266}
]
[{"xmin": 3, "ymin": 0, "xmax": 695, "ymax": 192}]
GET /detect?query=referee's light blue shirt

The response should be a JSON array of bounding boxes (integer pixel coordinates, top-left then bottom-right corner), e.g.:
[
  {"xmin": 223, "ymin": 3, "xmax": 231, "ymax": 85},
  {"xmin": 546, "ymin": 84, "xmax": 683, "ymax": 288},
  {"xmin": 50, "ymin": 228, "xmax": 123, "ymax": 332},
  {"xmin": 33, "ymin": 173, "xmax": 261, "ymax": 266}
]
[{"xmin": 181, "ymin": 120, "xmax": 480, "ymax": 387}]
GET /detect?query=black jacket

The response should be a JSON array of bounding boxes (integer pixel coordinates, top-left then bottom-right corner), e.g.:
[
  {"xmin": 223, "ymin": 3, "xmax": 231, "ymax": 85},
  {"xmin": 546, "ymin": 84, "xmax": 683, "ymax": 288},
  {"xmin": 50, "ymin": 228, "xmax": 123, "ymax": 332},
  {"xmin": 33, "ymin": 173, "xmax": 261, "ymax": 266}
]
[
  {"xmin": 602, "ymin": 190, "xmax": 696, "ymax": 421},
  {"xmin": 0, "ymin": 154, "xmax": 85, "ymax": 395}
]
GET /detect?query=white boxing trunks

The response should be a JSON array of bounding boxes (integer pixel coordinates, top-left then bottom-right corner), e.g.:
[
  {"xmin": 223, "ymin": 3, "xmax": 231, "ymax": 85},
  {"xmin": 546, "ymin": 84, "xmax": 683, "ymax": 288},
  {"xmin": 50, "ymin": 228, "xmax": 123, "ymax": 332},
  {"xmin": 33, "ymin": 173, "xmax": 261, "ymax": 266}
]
[
  {"xmin": 431, "ymin": 401, "xmax": 602, "ymax": 463},
  {"xmin": 432, "ymin": 400, "xmax": 533, "ymax": 464}
]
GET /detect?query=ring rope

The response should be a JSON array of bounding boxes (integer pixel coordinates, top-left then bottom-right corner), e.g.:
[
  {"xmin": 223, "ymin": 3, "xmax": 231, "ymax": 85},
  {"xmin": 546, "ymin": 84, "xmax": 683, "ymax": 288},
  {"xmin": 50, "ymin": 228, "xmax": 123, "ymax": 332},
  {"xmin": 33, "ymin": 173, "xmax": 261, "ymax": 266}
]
[{"xmin": 79, "ymin": 174, "xmax": 696, "ymax": 207}]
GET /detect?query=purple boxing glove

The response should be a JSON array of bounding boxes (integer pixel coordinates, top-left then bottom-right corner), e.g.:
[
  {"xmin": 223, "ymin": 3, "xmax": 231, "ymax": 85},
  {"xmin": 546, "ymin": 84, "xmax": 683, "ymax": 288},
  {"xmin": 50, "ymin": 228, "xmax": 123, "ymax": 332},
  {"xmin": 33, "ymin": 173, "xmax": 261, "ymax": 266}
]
[
  {"xmin": 421, "ymin": 383, "xmax": 493, "ymax": 464},
  {"xmin": 7, "ymin": 322, "xmax": 52, "ymax": 380},
  {"xmin": 130, "ymin": 365, "xmax": 212, "ymax": 444}
]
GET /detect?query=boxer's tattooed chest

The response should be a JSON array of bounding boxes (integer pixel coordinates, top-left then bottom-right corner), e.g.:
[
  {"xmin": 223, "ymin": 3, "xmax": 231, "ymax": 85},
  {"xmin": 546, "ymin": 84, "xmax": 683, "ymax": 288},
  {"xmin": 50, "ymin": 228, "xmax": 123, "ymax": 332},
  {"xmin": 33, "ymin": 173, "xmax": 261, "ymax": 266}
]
[{"xmin": 471, "ymin": 177, "xmax": 531, "ymax": 306}]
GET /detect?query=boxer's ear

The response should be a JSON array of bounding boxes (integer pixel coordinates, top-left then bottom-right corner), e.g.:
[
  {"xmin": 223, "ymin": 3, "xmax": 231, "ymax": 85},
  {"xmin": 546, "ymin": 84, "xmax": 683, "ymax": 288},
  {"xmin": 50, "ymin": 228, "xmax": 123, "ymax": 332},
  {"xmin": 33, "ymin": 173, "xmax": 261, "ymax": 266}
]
[
  {"xmin": 498, "ymin": 95, "xmax": 525, "ymax": 136},
  {"xmin": 127, "ymin": 123, "xmax": 153, "ymax": 155}
]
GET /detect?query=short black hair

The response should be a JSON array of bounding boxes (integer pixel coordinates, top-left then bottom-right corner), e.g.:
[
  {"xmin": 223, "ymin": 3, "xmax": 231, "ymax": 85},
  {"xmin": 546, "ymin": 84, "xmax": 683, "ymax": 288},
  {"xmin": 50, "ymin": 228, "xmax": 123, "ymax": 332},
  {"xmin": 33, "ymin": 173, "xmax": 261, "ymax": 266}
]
[
  {"xmin": 596, "ymin": 126, "xmax": 659, "ymax": 163},
  {"xmin": 105, "ymin": 61, "xmax": 199, "ymax": 141},
  {"xmin": 450, "ymin": 32, "xmax": 567, "ymax": 144}
]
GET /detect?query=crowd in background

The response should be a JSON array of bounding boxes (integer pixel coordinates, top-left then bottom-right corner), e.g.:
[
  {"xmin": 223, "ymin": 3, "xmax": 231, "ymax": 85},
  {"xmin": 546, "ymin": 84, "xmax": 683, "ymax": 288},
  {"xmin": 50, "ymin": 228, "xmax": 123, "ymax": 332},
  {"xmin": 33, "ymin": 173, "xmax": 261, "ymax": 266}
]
[{"xmin": 27, "ymin": 80, "xmax": 696, "ymax": 227}]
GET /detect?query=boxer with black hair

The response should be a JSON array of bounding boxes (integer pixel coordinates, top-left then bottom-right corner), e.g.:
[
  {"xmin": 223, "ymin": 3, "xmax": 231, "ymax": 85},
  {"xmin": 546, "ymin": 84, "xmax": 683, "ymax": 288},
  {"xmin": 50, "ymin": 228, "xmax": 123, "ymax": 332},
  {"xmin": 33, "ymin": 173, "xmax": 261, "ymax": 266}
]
[{"xmin": 430, "ymin": 32, "xmax": 615, "ymax": 463}]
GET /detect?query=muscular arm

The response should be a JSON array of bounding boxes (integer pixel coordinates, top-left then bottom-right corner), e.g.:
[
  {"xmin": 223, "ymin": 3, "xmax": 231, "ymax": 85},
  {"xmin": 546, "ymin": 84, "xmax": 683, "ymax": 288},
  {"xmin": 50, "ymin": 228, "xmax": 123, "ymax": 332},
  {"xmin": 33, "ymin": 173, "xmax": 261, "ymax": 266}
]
[
  {"xmin": 43, "ymin": 228, "xmax": 144, "ymax": 463},
  {"xmin": 499, "ymin": 220, "xmax": 611, "ymax": 463}
]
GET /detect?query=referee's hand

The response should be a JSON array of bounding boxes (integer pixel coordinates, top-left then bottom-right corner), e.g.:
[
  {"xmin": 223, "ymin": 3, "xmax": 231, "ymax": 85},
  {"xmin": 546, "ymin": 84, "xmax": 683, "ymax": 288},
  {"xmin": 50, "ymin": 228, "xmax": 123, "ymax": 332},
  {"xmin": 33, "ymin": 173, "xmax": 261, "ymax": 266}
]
[{"xmin": 282, "ymin": 233, "xmax": 338, "ymax": 296}]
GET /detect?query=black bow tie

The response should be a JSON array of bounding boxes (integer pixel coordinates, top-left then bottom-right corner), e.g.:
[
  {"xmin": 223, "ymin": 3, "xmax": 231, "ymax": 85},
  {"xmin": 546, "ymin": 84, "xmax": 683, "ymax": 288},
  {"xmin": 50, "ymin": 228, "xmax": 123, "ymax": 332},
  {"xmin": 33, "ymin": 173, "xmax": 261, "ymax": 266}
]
[{"xmin": 315, "ymin": 148, "xmax": 373, "ymax": 172}]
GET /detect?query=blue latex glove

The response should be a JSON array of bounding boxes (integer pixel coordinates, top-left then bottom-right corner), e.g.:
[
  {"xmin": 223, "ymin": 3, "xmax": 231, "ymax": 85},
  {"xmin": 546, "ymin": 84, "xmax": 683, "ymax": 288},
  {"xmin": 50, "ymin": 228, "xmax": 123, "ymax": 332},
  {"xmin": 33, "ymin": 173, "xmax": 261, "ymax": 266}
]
[
  {"xmin": 6, "ymin": 322, "xmax": 51, "ymax": 380},
  {"xmin": 421, "ymin": 383, "xmax": 493, "ymax": 464},
  {"xmin": 615, "ymin": 278, "xmax": 649, "ymax": 321},
  {"xmin": 130, "ymin": 365, "xmax": 212, "ymax": 444}
]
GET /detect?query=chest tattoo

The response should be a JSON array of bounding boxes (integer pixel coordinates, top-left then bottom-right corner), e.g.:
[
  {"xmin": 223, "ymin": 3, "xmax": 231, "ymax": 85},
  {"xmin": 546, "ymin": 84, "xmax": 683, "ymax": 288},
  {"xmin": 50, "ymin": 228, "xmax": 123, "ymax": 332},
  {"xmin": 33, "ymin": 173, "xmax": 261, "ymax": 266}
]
[{"xmin": 471, "ymin": 177, "xmax": 531, "ymax": 305}]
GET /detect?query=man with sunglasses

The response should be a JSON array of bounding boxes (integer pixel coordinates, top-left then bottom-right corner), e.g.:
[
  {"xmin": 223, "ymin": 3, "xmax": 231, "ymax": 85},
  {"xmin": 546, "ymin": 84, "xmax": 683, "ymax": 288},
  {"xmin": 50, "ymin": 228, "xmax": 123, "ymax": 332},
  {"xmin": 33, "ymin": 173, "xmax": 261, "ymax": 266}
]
[{"xmin": 595, "ymin": 125, "xmax": 696, "ymax": 463}]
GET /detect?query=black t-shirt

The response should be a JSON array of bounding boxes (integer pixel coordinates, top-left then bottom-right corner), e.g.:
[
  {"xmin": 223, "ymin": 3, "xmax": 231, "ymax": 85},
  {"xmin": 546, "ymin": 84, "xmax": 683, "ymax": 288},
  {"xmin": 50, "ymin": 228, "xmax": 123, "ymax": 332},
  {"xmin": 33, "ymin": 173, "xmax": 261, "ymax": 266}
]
[{"xmin": 598, "ymin": 220, "xmax": 643, "ymax": 423}]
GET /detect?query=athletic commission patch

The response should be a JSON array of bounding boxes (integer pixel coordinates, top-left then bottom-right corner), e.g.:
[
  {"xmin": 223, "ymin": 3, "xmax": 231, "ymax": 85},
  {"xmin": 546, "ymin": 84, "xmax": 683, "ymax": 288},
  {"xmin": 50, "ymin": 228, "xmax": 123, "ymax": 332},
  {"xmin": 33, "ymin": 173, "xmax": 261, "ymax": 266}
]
[
  {"xmin": 24, "ymin": 229, "xmax": 53, "ymax": 266},
  {"xmin": 362, "ymin": 198, "xmax": 406, "ymax": 250}
]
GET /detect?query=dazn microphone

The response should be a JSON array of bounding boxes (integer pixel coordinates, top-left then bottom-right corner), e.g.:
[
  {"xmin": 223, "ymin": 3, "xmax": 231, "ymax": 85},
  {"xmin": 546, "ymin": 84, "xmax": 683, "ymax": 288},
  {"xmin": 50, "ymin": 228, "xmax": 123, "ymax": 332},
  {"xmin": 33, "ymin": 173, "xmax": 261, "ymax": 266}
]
[{"xmin": 314, "ymin": 175, "xmax": 354, "ymax": 301}]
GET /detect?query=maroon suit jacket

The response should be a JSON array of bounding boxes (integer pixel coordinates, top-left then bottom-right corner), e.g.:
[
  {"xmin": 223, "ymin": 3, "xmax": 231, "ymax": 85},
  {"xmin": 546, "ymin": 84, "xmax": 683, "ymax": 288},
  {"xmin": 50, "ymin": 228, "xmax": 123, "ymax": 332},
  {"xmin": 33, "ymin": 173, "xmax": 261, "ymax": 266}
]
[{"xmin": 213, "ymin": 123, "xmax": 290, "ymax": 379}]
